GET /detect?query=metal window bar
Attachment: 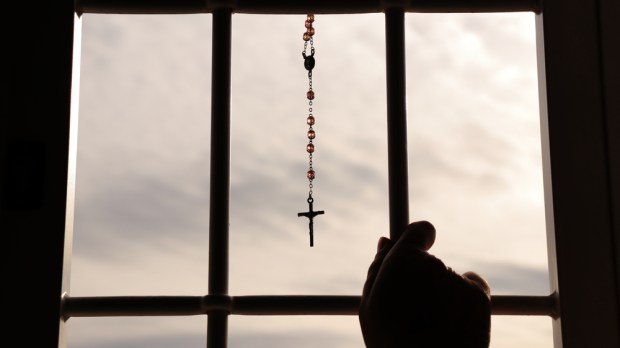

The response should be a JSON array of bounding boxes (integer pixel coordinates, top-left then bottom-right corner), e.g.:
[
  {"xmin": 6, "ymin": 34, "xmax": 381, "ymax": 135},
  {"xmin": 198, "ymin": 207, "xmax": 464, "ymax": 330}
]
[
  {"xmin": 5, "ymin": 0, "xmax": 619, "ymax": 347},
  {"xmin": 63, "ymin": 294, "xmax": 557, "ymax": 317}
]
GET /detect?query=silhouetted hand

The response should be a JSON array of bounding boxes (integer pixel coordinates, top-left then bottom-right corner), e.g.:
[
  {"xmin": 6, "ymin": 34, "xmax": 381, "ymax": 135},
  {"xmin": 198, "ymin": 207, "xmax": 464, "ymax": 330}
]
[{"xmin": 359, "ymin": 221, "xmax": 491, "ymax": 348}]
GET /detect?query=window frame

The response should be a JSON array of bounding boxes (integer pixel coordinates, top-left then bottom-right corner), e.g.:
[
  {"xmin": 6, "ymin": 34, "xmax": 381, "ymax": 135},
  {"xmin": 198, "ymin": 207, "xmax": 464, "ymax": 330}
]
[{"xmin": 4, "ymin": 1, "xmax": 619, "ymax": 347}]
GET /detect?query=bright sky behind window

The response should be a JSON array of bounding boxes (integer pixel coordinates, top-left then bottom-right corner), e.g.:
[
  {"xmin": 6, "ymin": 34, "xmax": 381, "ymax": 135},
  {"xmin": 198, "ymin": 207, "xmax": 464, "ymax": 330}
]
[{"xmin": 68, "ymin": 12, "xmax": 552, "ymax": 348}]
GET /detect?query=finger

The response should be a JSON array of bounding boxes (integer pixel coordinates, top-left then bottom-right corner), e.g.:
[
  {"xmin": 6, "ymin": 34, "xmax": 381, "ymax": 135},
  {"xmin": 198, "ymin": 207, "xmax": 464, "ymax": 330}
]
[
  {"xmin": 377, "ymin": 236, "xmax": 390, "ymax": 253},
  {"xmin": 463, "ymin": 271, "xmax": 491, "ymax": 298},
  {"xmin": 396, "ymin": 220, "xmax": 436, "ymax": 251},
  {"xmin": 362, "ymin": 236, "xmax": 393, "ymax": 299}
]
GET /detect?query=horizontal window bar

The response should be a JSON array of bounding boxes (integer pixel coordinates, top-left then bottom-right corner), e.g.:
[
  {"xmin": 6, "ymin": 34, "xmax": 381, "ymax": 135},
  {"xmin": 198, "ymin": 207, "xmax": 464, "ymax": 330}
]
[
  {"xmin": 62, "ymin": 294, "xmax": 558, "ymax": 318},
  {"xmin": 76, "ymin": 0, "xmax": 540, "ymax": 15}
]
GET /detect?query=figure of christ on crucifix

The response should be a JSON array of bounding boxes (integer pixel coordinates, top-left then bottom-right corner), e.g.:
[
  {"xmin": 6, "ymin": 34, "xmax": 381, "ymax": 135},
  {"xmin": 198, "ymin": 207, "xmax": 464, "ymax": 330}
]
[{"xmin": 298, "ymin": 196, "xmax": 324, "ymax": 247}]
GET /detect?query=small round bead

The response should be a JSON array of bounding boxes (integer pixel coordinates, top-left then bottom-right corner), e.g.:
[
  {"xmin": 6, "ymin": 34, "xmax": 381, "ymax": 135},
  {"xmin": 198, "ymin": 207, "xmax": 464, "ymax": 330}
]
[
  {"xmin": 303, "ymin": 33, "xmax": 311, "ymax": 41},
  {"xmin": 307, "ymin": 116, "xmax": 315, "ymax": 125},
  {"xmin": 306, "ymin": 27, "xmax": 315, "ymax": 36},
  {"xmin": 307, "ymin": 170, "xmax": 315, "ymax": 180},
  {"xmin": 307, "ymin": 90, "xmax": 315, "ymax": 100},
  {"xmin": 307, "ymin": 14, "xmax": 315, "ymax": 22},
  {"xmin": 305, "ymin": 20, "xmax": 313, "ymax": 28},
  {"xmin": 307, "ymin": 129, "xmax": 316, "ymax": 139},
  {"xmin": 307, "ymin": 143, "xmax": 315, "ymax": 153}
]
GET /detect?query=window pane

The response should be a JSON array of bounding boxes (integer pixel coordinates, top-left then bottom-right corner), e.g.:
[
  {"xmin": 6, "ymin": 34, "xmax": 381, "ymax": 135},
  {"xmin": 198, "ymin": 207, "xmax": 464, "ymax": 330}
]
[
  {"xmin": 229, "ymin": 13, "xmax": 388, "ymax": 296},
  {"xmin": 67, "ymin": 317, "xmax": 207, "ymax": 348},
  {"xmin": 230, "ymin": 316, "xmax": 364, "ymax": 348}
]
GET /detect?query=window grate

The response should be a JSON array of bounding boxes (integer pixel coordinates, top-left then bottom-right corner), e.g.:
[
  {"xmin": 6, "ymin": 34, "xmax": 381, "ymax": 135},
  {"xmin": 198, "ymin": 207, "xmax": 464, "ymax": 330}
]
[{"xmin": 64, "ymin": 3, "xmax": 554, "ymax": 347}]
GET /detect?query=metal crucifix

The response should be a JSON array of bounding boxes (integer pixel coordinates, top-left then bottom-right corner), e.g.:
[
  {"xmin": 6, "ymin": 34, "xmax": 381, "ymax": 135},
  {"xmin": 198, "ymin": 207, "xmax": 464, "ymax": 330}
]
[{"xmin": 298, "ymin": 195, "xmax": 324, "ymax": 247}]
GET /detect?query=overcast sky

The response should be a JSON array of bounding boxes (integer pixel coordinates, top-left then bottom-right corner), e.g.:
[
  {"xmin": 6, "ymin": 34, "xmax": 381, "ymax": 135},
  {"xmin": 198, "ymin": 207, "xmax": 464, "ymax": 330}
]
[{"xmin": 67, "ymin": 11, "xmax": 553, "ymax": 348}]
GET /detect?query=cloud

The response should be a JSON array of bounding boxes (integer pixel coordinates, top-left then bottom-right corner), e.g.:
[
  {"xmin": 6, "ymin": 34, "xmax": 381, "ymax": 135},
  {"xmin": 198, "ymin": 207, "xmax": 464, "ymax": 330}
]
[
  {"xmin": 230, "ymin": 329, "xmax": 360, "ymax": 348},
  {"xmin": 69, "ymin": 332, "xmax": 205, "ymax": 348},
  {"xmin": 476, "ymin": 262, "xmax": 550, "ymax": 295},
  {"xmin": 73, "ymin": 174, "xmax": 210, "ymax": 253}
]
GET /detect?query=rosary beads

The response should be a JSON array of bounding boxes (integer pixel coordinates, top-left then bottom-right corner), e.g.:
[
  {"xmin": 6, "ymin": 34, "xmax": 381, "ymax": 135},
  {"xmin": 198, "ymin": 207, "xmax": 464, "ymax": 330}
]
[{"xmin": 297, "ymin": 14, "xmax": 324, "ymax": 247}]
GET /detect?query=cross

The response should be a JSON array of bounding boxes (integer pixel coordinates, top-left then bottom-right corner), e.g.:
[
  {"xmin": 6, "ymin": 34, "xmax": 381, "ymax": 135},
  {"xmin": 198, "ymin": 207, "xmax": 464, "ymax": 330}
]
[{"xmin": 298, "ymin": 196, "xmax": 324, "ymax": 247}]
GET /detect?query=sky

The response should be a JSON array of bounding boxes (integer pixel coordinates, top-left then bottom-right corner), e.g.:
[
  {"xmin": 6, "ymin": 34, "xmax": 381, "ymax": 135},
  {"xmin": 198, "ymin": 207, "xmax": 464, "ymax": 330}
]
[{"xmin": 67, "ymin": 11, "xmax": 553, "ymax": 348}]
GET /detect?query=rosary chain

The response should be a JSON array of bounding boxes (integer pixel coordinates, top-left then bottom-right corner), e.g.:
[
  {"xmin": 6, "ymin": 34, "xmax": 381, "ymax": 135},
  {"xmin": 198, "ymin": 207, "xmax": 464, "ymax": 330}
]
[{"xmin": 303, "ymin": 14, "xmax": 316, "ymax": 197}]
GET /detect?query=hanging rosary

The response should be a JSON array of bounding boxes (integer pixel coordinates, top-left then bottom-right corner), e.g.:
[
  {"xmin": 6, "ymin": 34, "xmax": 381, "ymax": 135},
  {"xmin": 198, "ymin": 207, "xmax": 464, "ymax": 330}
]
[{"xmin": 297, "ymin": 14, "xmax": 324, "ymax": 247}]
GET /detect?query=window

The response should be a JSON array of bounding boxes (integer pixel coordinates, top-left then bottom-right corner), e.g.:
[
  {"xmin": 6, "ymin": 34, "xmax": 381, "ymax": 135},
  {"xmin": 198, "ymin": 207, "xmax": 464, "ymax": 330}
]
[{"xmin": 9, "ymin": 2, "xmax": 617, "ymax": 347}]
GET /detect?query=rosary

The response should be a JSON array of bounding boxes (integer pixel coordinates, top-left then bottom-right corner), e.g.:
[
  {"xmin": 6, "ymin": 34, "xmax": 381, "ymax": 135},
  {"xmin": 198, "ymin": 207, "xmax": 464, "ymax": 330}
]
[{"xmin": 297, "ymin": 14, "xmax": 324, "ymax": 247}]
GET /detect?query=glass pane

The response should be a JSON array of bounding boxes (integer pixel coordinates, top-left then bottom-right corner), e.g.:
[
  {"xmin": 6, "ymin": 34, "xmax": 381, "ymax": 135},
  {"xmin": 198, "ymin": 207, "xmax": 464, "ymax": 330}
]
[
  {"xmin": 492, "ymin": 316, "xmax": 553, "ymax": 348},
  {"xmin": 67, "ymin": 317, "xmax": 207, "ymax": 348},
  {"xmin": 406, "ymin": 12, "xmax": 551, "ymax": 347},
  {"xmin": 72, "ymin": 13, "xmax": 212, "ymax": 296},
  {"xmin": 230, "ymin": 316, "xmax": 364, "ymax": 348},
  {"xmin": 229, "ymin": 13, "xmax": 388, "ymax": 296}
]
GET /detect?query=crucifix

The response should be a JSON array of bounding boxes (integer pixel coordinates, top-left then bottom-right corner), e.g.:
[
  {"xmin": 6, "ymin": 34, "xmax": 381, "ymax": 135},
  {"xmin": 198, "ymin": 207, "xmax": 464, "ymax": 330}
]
[{"xmin": 298, "ymin": 195, "xmax": 324, "ymax": 247}]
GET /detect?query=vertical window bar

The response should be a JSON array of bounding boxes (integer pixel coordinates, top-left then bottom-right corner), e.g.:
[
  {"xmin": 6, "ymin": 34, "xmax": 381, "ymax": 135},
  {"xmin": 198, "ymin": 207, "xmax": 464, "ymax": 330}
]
[
  {"xmin": 208, "ymin": 8, "xmax": 233, "ymax": 348},
  {"xmin": 385, "ymin": 8, "xmax": 410, "ymax": 240}
]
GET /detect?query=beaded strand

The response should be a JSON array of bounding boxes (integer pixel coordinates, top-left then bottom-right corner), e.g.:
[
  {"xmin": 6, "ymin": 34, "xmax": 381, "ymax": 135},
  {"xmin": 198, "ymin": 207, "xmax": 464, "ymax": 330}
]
[
  {"xmin": 297, "ymin": 14, "xmax": 324, "ymax": 247},
  {"xmin": 303, "ymin": 14, "xmax": 316, "ymax": 193}
]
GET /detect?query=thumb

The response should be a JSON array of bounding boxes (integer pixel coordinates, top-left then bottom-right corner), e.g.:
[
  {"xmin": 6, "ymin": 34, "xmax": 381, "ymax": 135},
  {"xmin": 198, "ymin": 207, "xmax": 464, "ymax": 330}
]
[{"xmin": 396, "ymin": 220, "xmax": 436, "ymax": 251}]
